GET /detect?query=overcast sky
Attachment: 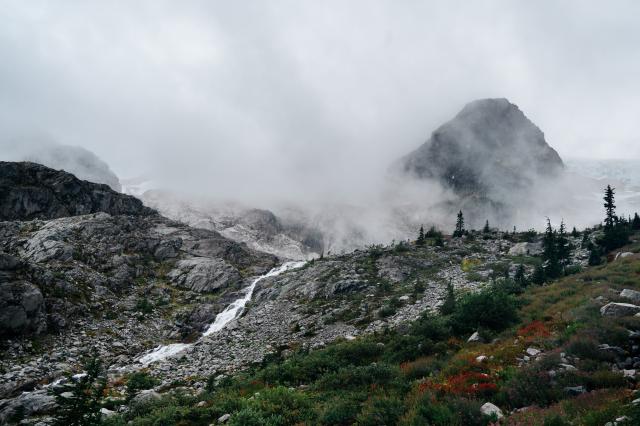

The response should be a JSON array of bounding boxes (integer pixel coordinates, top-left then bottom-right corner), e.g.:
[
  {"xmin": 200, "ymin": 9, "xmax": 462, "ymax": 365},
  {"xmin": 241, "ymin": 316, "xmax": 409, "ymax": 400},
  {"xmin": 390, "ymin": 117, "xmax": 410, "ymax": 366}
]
[{"xmin": 1, "ymin": 1, "xmax": 639, "ymax": 200}]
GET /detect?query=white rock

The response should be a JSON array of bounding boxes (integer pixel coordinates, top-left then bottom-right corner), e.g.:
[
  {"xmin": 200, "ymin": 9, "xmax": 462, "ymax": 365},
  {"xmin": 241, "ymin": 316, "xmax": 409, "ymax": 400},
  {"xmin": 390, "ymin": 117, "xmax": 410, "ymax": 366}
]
[
  {"xmin": 623, "ymin": 369, "xmax": 636, "ymax": 378},
  {"xmin": 559, "ymin": 363, "xmax": 577, "ymax": 372},
  {"xmin": 526, "ymin": 347, "xmax": 541, "ymax": 357},
  {"xmin": 615, "ymin": 252, "xmax": 633, "ymax": 260},
  {"xmin": 480, "ymin": 402, "xmax": 504, "ymax": 419},
  {"xmin": 467, "ymin": 331, "xmax": 482, "ymax": 343},
  {"xmin": 600, "ymin": 302, "xmax": 640, "ymax": 317},
  {"xmin": 476, "ymin": 355, "xmax": 488, "ymax": 363},
  {"xmin": 100, "ymin": 408, "xmax": 116, "ymax": 418},
  {"xmin": 218, "ymin": 413, "xmax": 231, "ymax": 423},
  {"xmin": 621, "ymin": 289, "xmax": 640, "ymax": 303},
  {"xmin": 508, "ymin": 242, "xmax": 542, "ymax": 256},
  {"xmin": 131, "ymin": 389, "xmax": 162, "ymax": 405}
]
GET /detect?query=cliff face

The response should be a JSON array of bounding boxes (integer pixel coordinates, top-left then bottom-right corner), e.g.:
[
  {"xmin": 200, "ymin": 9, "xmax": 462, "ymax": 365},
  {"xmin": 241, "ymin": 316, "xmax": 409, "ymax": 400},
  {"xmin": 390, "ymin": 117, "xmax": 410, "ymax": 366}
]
[
  {"xmin": 398, "ymin": 98, "xmax": 564, "ymax": 203},
  {"xmin": 0, "ymin": 162, "xmax": 154, "ymax": 221},
  {"xmin": 0, "ymin": 161, "xmax": 276, "ymax": 354}
]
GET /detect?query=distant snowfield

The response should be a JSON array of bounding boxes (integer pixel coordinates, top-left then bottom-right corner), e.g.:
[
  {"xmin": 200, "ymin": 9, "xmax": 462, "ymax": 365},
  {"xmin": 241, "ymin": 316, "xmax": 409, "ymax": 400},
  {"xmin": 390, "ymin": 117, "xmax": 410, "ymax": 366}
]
[
  {"xmin": 566, "ymin": 158, "xmax": 640, "ymax": 211},
  {"xmin": 565, "ymin": 158, "xmax": 640, "ymax": 189}
]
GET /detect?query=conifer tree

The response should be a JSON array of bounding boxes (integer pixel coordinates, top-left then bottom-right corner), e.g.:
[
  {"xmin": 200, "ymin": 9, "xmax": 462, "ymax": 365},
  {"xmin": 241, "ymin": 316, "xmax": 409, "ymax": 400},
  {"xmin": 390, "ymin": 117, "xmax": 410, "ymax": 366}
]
[
  {"xmin": 416, "ymin": 225, "xmax": 425, "ymax": 247},
  {"xmin": 514, "ymin": 264, "xmax": 527, "ymax": 287},
  {"xmin": 600, "ymin": 185, "xmax": 630, "ymax": 251},
  {"xmin": 439, "ymin": 279, "xmax": 456, "ymax": 315},
  {"xmin": 531, "ymin": 264, "xmax": 546, "ymax": 285},
  {"xmin": 52, "ymin": 351, "xmax": 106, "ymax": 426},
  {"xmin": 588, "ymin": 247, "xmax": 602, "ymax": 266},
  {"xmin": 542, "ymin": 218, "xmax": 562, "ymax": 279},
  {"xmin": 483, "ymin": 220, "xmax": 490, "ymax": 233},
  {"xmin": 604, "ymin": 185, "xmax": 616, "ymax": 230},
  {"xmin": 571, "ymin": 226, "xmax": 579, "ymax": 237},
  {"xmin": 633, "ymin": 213, "xmax": 640, "ymax": 231},
  {"xmin": 557, "ymin": 220, "xmax": 571, "ymax": 269},
  {"xmin": 453, "ymin": 210, "xmax": 465, "ymax": 238},
  {"xmin": 581, "ymin": 231, "xmax": 589, "ymax": 249}
]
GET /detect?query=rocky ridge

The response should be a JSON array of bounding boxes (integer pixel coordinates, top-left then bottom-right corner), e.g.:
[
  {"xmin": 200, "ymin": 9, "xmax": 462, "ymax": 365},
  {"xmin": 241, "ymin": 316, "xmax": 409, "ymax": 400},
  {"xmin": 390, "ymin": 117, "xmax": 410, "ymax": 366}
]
[{"xmin": 0, "ymin": 161, "xmax": 153, "ymax": 221}]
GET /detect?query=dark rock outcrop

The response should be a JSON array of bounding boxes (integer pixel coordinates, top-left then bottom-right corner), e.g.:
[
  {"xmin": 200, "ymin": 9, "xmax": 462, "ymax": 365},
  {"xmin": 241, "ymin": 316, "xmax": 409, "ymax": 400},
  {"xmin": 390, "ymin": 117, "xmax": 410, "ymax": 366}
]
[
  {"xmin": 397, "ymin": 98, "xmax": 564, "ymax": 203},
  {"xmin": 0, "ymin": 162, "xmax": 154, "ymax": 221},
  {"xmin": 0, "ymin": 281, "xmax": 46, "ymax": 336}
]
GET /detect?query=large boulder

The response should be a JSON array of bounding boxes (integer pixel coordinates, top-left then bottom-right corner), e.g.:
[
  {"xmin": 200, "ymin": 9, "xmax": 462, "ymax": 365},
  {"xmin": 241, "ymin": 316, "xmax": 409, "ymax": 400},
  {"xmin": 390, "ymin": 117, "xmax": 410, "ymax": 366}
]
[
  {"xmin": 0, "ymin": 161, "xmax": 154, "ymax": 221},
  {"xmin": 620, "ymin": 289, "xmax": 640, "ymax": 304},
  {"xmin": 508, "ymin": 242, "xmax": 543, "ymax": 256},
  {"xmin": 0, "ymin": 390, "xmax": 56, "ymax": 424},
  {"xmin": 600, "ymin": 302, "xmax": 640, "ymax": 317},
  {"xmin": 480, "ymin": 402, "xmax": 504, "ymax": 419},
  {"xmin": 0, "ymin": 281, "xmax": 46, "ymax": 336},
  {"xmin": 168, "ymin": 258, "xmax": 242, "ymax": 293}
]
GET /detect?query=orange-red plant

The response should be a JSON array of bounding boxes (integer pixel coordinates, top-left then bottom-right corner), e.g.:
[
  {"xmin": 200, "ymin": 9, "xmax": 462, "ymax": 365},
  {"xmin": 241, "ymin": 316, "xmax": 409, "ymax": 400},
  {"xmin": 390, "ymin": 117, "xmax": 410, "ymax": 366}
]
[
  {"xmin": 419, "ymin": 371, "xmax": 498, "ymax": 397},
  {"xmin": 517, "ymin": 320, "xmax": 551, "ymax": 340}
]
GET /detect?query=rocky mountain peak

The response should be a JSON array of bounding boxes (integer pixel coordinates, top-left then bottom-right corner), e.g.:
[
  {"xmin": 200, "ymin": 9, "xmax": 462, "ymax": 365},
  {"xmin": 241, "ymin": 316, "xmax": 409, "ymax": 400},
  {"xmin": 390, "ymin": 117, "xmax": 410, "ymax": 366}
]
[
  {"xmin": 0, "ymin": 161, "xmax": 155, "ymax": 221},
  {"xmin": 398, "ymin": 98, "xmax": 564, "ymax": 200}
]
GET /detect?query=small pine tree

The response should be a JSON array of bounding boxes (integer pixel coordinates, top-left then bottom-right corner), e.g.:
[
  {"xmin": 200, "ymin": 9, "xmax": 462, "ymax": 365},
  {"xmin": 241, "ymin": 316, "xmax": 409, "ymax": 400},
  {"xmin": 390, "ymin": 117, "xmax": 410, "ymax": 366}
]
[
  {"xmin": 52, "ymin": 351, "xmax": 106, "ymax": 426},
  {"xmin": 633, "ymin": 213, "xmax": 640, "ymax": 231},
  {"xmin": 603, "ymin": 185, "xmax": 616, "ymax": 230},
  {"xmin": 414, "ymin": 278, "xmax": 425, "ymax": 295},
  {"xmin": 439, "ymin": 279, "xmax": 456, "ymax": 315},
  {"xmin": 581, "ymin": 231, "xmax": 589, "ymax": 249},
  {"xmin": 557, "ymin": 220, "xmax": 571, "ymax": 269},
  {"xmin": 514, "ymin": 264, "xmax": 527, "ymax": 287},
  {"xmin": 542, "ymin": 218, "xmax": 562, "ymax": 279},
  {"xmin": 483, "ymin": 220, "xmax": 490, "ymax": 233},
  {"xmin": 453, "ymin": 210, "xmax": 465, "ymax": 238},
  {"xmin": 416, "ymin": 225, "xmax": 425, "ymax": 247},
  {"xmin": 425, "ymin": 226, "xmax": 443, "ymax": 241},
  {"xmin": 588, "ymin": 247, "xmax": 602, "ymax": 266},
  {"xmin": 531, "ymin": 264, "xmax": 546, "ymax": 285},
  {"xmin": 571, "ymin": 226, "xmax": 579, "ymax": 237},
  {"xmin": 600, "ymin": 185, "xmax": 631, "ymax": 251}
]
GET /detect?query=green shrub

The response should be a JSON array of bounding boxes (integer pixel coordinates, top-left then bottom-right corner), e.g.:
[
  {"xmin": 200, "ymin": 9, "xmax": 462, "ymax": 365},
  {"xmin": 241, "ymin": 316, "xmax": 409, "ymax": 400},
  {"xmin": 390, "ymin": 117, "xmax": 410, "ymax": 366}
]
[
  {"xmin": 135, "ymin": 298, "xmax": 154, "ymax": 314},
  {"xmin": 126, "ymin": 372, "xmax": 159, "ymax": 400},
  {"xmin": 411, "ymin": 313, "xmax": 451, "ymax": 342},
  {"xmin": 378, "ymin": 304, "xmax": 397, "ymax": 318},
  {"xmin": 320, "ymin": 397, "xmax": 361, "ymax": 425},
  {"xmin": 500, "ymin": 366, "xmax": 561, "ymax": 408},
  {"xmin": 355, "ymin": 394, "xmax": 404, "ymax": 426},
  {"xmin": 565, "ymin": 338, "xmax": 615, "ymax": 363},
  {"xmin": 403, "ymin": 393, "xmax": 454, "ymax": 425},
  {"xmin": 229, "ymin": 407, "xmax": 270, "ymax": 426},
  {"xmin": 543, "ymin": 414, "xmax": 571, "ymax": 426},
  {"xmin": 248, "ymin": 387, "xmax": 314, "ymax": 425},
  {"xmin": 315, "ymin": 364, "xmax": 401, "ymax": 391},
  {"xmin": 449, "ymin": 288, "xmax": 518, "ymax": 334},
  {"xmin": 442, "ymin": 397, "xmax": 489, "ymax": 426},
  {"xmin": 259, "ymin": 340, "xmax": 383, "ymax": 386}
]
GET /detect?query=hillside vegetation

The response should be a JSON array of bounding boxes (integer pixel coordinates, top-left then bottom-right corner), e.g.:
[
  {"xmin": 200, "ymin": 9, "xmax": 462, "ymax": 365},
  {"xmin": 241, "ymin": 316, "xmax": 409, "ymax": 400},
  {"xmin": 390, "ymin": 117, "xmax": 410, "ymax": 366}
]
[{"xmin": 94, "ymin": 226, "xmax": 640, "ymax": 425}]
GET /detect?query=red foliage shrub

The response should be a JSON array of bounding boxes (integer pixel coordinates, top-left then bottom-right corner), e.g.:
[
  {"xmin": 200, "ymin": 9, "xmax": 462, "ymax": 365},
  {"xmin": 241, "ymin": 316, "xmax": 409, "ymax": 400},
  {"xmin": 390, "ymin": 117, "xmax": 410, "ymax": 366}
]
[
  {"xmin": 517, "ymin": 320, "xmax": 551, "ymax": 341},
  {"xmin": 419, "ymin": 371, "xmax": 498, "ymax": 397}
]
